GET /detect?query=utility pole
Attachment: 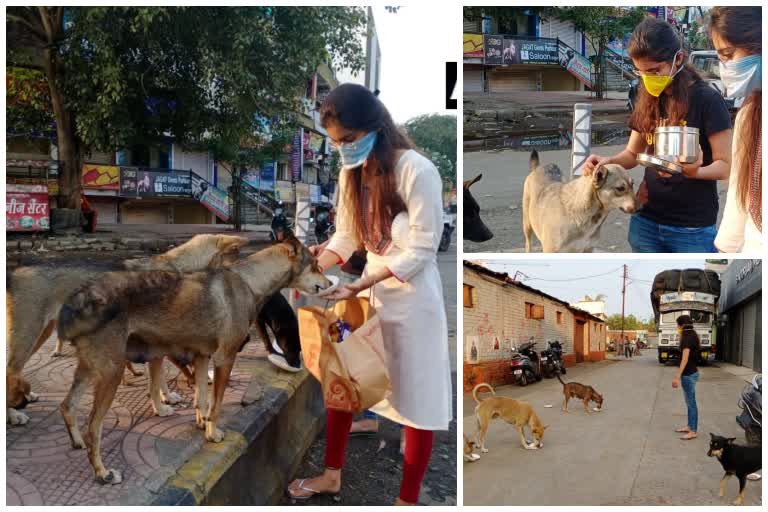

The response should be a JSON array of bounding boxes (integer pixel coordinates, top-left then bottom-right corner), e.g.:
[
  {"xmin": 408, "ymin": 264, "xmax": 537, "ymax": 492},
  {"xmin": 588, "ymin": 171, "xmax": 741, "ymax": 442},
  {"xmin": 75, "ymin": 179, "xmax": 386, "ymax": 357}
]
[{"xmin": 620, "ymin": 264, "xmax": 628, "ymax": 338}]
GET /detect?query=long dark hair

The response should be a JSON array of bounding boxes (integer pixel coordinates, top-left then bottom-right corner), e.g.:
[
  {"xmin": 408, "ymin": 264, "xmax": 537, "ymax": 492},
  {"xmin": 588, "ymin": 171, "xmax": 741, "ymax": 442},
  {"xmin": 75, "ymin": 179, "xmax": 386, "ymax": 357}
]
[
  {"xmin": 709, "ymin": 7, "xmax": 762, "ymax": 226},
  {"xmin": 628, "ymin": 17, "xmax": 704, "ymax": 136},
  {"xmin": 320, "ymin": 84, "xmax": 413, "ymax": 246}
]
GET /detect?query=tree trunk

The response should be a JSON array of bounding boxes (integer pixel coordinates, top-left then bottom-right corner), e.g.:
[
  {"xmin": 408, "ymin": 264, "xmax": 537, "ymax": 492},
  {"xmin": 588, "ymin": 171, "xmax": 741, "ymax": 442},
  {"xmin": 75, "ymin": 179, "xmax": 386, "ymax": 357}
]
[{"xmin": 43, "ymin": 47, "xmax": 81, "ymax": 211}]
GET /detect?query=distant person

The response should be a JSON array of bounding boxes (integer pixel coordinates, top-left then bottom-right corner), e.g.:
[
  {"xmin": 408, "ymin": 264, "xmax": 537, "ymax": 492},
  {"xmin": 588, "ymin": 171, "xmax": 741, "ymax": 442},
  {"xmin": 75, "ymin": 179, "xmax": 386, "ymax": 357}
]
[
  {"xmin": 709, "ymin": 7, "xmax": 762, "ymax": 252},
  {"xmin": 584, "ymin": 17, "xmax": 732, "ymax": 253},
  {"xmin": 629, "ymin": 338, "xmax": 637, "ymax": 357},
  {"xmin": 624, "ymin": 336, "xmax": 633, "ymax": 358},
  {"xmin": 672, "ymin": 315, "xmax": 700, "ymax": 440}
]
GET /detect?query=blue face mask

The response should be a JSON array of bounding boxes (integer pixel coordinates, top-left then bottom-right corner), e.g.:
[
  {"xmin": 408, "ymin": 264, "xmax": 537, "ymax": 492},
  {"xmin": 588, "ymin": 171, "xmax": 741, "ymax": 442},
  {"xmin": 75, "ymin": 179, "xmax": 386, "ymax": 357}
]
[
  {"xmin": 719, "ymin": 54, "xmax": 761, "ymax": 101},
  {"xmin": 338, "ymin": 131, "xmax": 377, "ymax": 170}
]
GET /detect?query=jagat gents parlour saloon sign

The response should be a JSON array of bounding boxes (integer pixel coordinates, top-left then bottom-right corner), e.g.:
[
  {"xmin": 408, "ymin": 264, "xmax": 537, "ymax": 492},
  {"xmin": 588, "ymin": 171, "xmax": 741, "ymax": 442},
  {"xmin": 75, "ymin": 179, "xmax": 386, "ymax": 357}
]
[
  {"xmin": 516, "ymin": 38, "xmax": 559, "ymax": 65},
  {"xmin": 6, "ymin": 184, "xmax": 49, "ymax": 231},
  {"xmin": 120, "ymin": 168, "xmax": 192, "ymax": 198}
]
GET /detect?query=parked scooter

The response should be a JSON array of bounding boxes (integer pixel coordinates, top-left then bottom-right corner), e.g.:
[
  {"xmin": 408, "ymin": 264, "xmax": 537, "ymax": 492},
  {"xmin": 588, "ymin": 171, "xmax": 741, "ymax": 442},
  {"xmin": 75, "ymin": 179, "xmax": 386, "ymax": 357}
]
[
  {"xmin": 509, "ymin": 339, "xmax": 543, "ymax": 386},
  {"xmin": 313, "ymin": 201, "xmax": 334, "ymax": 244},
  {"xmin": 540, "ymin": 340, "xmax": 566, "ymax": 378},
  {"xmin": 737, "ymin": 374, "xmax": 761, "ymax": 445},
  {"xmin": 270, "ymin": 201, "xmax": 292, "ymax": 241}
]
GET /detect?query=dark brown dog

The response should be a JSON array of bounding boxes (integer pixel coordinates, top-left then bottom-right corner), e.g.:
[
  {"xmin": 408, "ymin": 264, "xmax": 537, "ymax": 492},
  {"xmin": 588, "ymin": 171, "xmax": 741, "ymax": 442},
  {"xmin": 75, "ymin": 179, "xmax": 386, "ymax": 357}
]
[{"xmin": 556, "ymin": 374, "xmax": 604, "ymax": 413}]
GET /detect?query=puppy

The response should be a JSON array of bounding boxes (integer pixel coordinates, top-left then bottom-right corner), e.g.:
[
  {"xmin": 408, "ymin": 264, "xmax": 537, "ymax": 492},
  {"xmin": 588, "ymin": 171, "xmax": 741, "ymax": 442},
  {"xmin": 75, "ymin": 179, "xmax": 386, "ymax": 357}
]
[
  {"xmin": 463, "ymin": 174, "xmax": 493, "ymax": 243},
  {"xmin": 708, "ymin": 433, "xmax": 761, "ymax": 505},
  {"xmin": 464, "ymin": 434, "xmax": 481, "ymax": 462},
  {"xmin": 473, "ymin": 383, "xmax": 548, "ymax": 452},
  {"xmin": 556, "ymin": 374, "xmax": 603, "ymax": 413},
  {"xmin": 522, "ymin": 150, "xmax": 637, "ymax": 252}
]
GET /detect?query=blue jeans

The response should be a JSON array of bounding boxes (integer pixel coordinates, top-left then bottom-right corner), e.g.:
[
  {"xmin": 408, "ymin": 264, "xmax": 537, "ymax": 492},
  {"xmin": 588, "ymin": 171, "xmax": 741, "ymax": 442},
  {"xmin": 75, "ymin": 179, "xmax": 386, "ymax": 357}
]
[
  {"xmin": 681, "ymin": 372, "xmax": 700, "ymax": 432},
  {"xmin": 628, "ymin": 215, "xmax": 717, "ymax": 253},
  {"xmin": 362, "ymin": 410, "xmax": 378, "ymax": 420}
]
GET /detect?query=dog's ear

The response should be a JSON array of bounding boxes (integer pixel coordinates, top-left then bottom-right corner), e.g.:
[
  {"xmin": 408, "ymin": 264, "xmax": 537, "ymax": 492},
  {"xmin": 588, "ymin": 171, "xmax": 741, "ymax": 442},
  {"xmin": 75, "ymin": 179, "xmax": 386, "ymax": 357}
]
[
  {"xmin": 727, "ymin": 437, "xmax": 737, "ymax": 444},
  {"xmin": 592, "ymin": 164, "xmax": 608, "ymax": 188},
  {"xmin": 542, "ymin": 424, "xmax": 549, "ymax": 431},
  {"xmin": 277, "ymin": 239, "xmax": 298, "ymax": 259},
  {"xmin": 217, "ymin": 235, "xmax": 249, "ymax": 252},
  {"xmin": 709, "ymin": 432, "xmax": 715, "ymax": 439},
  {"xmin": 464, "ymin": 173, "xmax": 483, "ymax": 189}
]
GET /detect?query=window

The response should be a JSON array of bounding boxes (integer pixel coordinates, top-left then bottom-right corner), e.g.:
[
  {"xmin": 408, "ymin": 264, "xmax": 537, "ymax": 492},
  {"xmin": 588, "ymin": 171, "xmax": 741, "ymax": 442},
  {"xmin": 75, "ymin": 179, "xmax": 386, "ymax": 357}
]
[
  {"xmin": 463, "ymin": 284, "xmax": 474, "ymax": 308},
  {"xmin": 557, "ymin": 311, "xmax": 563, "ymax": 324},
  {"xmin": 525, "ymin": 302, "xmax": 544, "ymax": 320}
]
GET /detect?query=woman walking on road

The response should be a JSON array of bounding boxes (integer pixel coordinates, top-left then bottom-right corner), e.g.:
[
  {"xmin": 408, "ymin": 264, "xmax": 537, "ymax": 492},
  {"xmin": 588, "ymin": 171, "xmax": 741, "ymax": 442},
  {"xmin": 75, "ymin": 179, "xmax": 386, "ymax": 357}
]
[
  {"xmin": 584, "ymin": 17, "xmax": 732, "ymax": 253},
  {"xmin": 672, "ymin": 315, "xmax": 700, "ymax": 440},
  {"xmin": 287, "ymin": 84, "xmax": 452, "ymax": 505},
  {"xmin": 709, "ymin": 7, "xmax": 762, "ymax": 252}
]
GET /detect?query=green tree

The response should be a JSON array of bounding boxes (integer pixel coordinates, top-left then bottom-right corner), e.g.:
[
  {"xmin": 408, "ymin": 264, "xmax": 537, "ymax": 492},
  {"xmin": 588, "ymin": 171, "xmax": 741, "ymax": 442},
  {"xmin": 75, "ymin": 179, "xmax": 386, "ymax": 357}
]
[
  {"xmin": 550, "ymin": 7, "xmax": 646, "ymax": 99},
  {"xmin": 404, "ymin": 114, "xmax": 457, "ymax": 182},
  {"xmin": 7, "ymin": 6, "xmax": 366, "ymax": 224}
]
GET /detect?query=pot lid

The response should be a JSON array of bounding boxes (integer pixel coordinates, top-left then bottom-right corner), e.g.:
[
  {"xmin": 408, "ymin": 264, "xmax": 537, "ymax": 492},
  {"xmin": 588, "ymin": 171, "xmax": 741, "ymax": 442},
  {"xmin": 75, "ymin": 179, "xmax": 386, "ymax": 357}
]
[{"xmin": 638, "ymin": 153, "xmax": 683, "ymax": 174}]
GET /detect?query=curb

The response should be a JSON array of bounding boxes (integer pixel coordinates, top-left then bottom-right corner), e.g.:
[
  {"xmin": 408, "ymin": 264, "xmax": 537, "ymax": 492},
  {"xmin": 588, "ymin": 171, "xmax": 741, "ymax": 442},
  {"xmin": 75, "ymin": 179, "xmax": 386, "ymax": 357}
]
[{"xmin": 150, "ymin": 362, "xmax": 324, "ymax": 506}]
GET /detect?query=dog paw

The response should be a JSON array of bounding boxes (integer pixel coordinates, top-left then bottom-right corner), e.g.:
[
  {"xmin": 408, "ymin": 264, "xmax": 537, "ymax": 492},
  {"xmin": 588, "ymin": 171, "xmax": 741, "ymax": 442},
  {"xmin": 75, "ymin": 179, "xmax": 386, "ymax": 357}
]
[
  {"xmin": 97, "ymin": 469, "xmax": 123, "ymax": 485},
  {"xmin": 154, "ymin": 404, "xmax": 175, "ymax": 417},
  {"xmin": 51, "ymin": 350, "xmax": 63, "ymax": 357},
  {"xmin": 71, "ymin": 438, "xmax": 87, "ymax": 450},
  {"xmin": 481, "ymin": 447, "xmax": 489, "ymax": 453},
  {"xmin": 207, "ymin": 370, "xmax": 214, "ymax": 384},
  {"xmin": 162, "ymin": 391, "xmax": 182, "ymax": 405},
  {"xmin": 195, "ymin": 410, "xmax": 206, "ymax": 429},
  {"xmin": 27, "ymin": 392, "xmax": 39, "ymax": 403},
  {"xmin": 8, "ymin": 409, "xmax": 29, "ymax": 426},
  {"xmin": 732, "ymin": 498, "xmax": 743, "ymax": 506},
  {"xmin": 132, "ymin": 369, "xmax": 145, "ymax": 377},
  {"xmin": 205, "ymin": 425, "xmax": 224, "ymax": 443},
  {"xmin": 524, "ymin": 443, "xmax": 538, "ymax": 450}
]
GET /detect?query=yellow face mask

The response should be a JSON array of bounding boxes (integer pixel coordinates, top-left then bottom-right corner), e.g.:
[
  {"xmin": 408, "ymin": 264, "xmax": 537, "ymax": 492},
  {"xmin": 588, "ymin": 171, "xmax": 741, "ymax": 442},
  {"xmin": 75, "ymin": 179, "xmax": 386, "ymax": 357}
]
[{"xmin": 641, "ymin": 50, "xmax": 683, "ymax": 97}]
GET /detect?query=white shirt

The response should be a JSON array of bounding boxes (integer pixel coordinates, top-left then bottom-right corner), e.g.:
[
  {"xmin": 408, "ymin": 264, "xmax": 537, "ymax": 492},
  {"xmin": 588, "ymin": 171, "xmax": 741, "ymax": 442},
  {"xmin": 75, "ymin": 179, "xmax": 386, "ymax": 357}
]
[{"xmin": 714, "ymin": 107, "xmax": 762, "ymax": 253}]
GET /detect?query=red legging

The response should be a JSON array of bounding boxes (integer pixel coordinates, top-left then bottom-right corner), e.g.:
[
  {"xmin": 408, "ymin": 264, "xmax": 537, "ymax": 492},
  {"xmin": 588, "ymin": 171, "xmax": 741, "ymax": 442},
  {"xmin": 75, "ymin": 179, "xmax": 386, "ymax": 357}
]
[{"xmin": 324, "ymin": 409, "xmax": 434, "ymax": 504}]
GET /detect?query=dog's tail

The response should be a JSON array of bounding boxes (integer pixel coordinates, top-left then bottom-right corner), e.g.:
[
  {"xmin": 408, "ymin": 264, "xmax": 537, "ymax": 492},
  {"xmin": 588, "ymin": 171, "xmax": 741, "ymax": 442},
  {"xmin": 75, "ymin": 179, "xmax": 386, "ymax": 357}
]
[
  {"xmin": 472, "ymin": 382, "xmax": 495, "ymax": 404},
  {"xmin": 57, "ymin": 270, "xmax": 182, "ymax": 341},
  {"xmin": 556, "ymin": 373, "xmax": 567, "ymax": 387},
  {"xmin": 529, "ymin": 150, "xmax": 539, "ymax": 172}
]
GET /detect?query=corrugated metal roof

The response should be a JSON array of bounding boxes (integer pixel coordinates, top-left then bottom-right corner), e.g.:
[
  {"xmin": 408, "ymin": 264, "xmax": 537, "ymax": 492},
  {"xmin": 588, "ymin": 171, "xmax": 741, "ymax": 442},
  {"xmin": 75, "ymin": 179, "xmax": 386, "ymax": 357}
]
[{"xmin": 464, "ymin": 260, "xmax": 605, "ymax": 323}]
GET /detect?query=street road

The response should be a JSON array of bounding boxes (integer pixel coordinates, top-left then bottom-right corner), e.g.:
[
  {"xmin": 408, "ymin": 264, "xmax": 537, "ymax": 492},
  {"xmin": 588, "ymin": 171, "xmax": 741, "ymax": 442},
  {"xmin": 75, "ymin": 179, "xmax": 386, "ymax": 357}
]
[
  {"xmin": 463, "ymin": 145, "xmax": 727, "ymax": 253},
  {"xmin": 463, "ymin": 354, "xmax": 761, "ymax": 506}
]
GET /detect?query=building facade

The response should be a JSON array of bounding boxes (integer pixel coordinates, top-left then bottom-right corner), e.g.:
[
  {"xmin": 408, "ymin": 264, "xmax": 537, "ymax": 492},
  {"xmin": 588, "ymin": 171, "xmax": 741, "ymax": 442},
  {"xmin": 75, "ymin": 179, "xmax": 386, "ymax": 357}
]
[
  {"xmin": 463, "ymin": 261, "xmax": 606, "ymax": 391},
  {"xmin": 717, "ymin": 259, "xmax": 761, "ymax": 372}
]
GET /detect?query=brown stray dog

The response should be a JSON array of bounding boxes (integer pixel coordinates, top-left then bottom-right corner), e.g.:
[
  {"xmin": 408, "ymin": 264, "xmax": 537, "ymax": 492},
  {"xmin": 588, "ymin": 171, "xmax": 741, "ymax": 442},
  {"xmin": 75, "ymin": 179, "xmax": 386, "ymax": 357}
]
[
  {"xmin": 55, "ymin": 235, "xmax": 330, "ymax": 485},
  {"xmin": 556, "ymin": 373, "xmax": 604, "ymax": 413},
  {"xmin": 472, "ymin": 383, "xmax": 548, "ymax": 453},
  {"xmin": 6, "ymin": 234, "xmax": 247, "ymax": 426}
]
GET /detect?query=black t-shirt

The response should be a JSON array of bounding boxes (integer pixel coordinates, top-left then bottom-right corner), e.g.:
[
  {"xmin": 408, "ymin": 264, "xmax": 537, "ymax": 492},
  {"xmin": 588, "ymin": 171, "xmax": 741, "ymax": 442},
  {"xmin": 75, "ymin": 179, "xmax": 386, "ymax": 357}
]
[
  {"xmin": 679, "ymin": 330, "xmax": 700, "ymax": 376},
  {"xmin": 633, "ymin": 81, "xmax": 732, "ymax": 227}
]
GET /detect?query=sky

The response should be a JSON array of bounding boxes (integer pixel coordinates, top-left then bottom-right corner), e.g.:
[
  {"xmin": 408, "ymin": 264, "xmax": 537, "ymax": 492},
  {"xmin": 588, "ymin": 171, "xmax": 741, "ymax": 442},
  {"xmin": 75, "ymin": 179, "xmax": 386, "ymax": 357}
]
[
  {"xmin": 336, "ymin": 5, "xmax": 459, "ymax": 124},
  {"xmin": 477, "ymin": 259, "xmax": 708, "ymax": 320}
]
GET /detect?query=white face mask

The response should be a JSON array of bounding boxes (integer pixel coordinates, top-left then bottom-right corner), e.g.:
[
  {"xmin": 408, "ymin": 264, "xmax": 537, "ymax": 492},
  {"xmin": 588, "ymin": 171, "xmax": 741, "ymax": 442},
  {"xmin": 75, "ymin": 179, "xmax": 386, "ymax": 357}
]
[{"xmin": 719, "ymin": 54, "xmax": 761, "ymax": 101}]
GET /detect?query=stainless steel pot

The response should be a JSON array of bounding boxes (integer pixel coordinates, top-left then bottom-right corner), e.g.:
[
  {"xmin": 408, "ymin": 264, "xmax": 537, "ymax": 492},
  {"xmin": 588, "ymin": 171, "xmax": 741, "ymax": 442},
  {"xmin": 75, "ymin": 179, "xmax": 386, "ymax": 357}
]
[{"xmin": 654, "ymin": 126, "xmax": 700, "ymax": 163}]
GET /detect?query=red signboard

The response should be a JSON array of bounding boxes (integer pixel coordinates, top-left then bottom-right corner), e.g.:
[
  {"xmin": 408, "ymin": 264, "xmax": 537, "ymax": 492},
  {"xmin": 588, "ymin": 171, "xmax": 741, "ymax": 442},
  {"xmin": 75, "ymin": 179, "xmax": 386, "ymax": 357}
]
[{"xmin": 6, "ymin": 184, "xmax": 50, "ymax": 231}]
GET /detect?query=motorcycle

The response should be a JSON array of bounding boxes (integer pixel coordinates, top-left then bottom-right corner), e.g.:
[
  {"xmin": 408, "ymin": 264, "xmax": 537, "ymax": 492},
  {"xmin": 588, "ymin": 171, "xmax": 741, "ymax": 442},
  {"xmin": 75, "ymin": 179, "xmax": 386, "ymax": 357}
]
[
  {"xmin": 313, "ymin": 202, "xmax": 335, "ymax": 244},
  {"xmin": 270, "ymin": 201, "xmax": 292, "ymax": 242},
  {"xmin": 540, "ymin": 340, "xmax": 566, "ymax": 378},
  {"xmin": 737, "ymin": 374, "xmax": 761, "ymax": 445},
  {"xmin": 509, "ymin": 340, "xmax": 543, "ymax": 386}
]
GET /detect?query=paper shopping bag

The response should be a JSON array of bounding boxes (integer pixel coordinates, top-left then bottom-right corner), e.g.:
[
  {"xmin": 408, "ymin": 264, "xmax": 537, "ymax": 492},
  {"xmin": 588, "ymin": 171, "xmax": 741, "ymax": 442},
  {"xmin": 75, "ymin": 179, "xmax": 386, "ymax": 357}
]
[{"xmin": 298, "ymin": 297, "xmax": 390, "ymax": 413}]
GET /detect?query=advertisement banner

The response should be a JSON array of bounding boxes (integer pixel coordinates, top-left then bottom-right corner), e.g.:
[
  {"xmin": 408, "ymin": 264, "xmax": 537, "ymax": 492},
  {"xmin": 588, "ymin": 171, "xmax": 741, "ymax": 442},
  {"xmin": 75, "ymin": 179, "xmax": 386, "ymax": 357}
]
[
  {"xmin": 260, "ymin": 161, "xmax": 276, "ymax": 191},
  {"xmin": 6, "ymin": 184, "xmax": 49, "ymax": 231},
  {"xmin": 310, "ymin": 184, "xmax": 322, "ymax": 203},
  {"xmin": 558, "ymin": 44, "xmax": 593, "ymax": 88},
  {"xmin": 199, "ymin": 186, "xmax": 230, "ymax": 221},
  {"xmin": 275, "ymin": 180, "xmax": 295, "ymax": 203},
  {"xmin": 463, "ymin": 33, "xmax": 484, "ymax": 58},
  {"xmin": 120, "ymin": 168, "xmax": 192, "ymax": 197},
  {"xmin": 484, "ymin": 34, "xmax": 503, "ymax": 65},
  {"xmin": 291, "ymin": 128, "xmax": 303, "ymax": 181},
  {"xmin": 82, "ymin": 163, "xmax": 119, "ymax": 190},
  {"xmin": 515, "ymin": 39, "xmax": 558, "ymax": 64},
  {"xmin": 191, "ymin": 172, "xmax": 209, "ymax": 200}
]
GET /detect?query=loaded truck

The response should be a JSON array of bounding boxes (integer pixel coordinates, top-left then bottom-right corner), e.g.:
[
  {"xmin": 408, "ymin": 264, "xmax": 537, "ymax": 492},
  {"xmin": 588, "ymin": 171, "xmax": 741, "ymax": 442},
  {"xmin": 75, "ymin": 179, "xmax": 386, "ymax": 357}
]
[{"xmin": 651, "ymin": 269, "xmax": 721, "ymax": 365}]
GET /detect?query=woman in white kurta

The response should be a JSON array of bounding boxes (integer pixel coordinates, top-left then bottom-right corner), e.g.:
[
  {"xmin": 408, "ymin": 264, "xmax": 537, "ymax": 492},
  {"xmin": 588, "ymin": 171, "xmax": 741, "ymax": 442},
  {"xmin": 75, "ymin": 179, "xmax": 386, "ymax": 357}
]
[
  {"xmin": 709, "ymin": 7, "xmax": 762, "ymax": 253},
  {"xmin": 287, "ymin": 84, "xmax": 452, "ymax": 505}
]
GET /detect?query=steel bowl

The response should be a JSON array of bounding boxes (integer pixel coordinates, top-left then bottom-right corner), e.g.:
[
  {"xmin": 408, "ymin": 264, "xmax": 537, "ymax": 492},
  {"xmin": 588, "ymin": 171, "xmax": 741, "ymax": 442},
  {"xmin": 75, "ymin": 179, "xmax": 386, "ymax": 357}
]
[
  {"xmin": 638, "ymin": 153, "xmax": 683, "ymax": 174},
  {"xmin": 654, "ymin": 126, "xmax": 700, "ymax": 164}
]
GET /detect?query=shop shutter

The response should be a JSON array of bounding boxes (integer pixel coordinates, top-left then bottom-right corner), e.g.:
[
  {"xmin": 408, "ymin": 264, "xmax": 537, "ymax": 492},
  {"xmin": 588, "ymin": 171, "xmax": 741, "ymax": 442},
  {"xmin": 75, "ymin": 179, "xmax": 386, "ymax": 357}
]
[
  {"xmin": 464, "ymin": 19, "xmax": 481, "ymax": 33},
  {"xmin": 90, "ymin": 199, "xmax": 117, "ymax": 224},
  {"xmin": 464, "ymin": 69, "xmax": 484, "ymax": 93},
  {"xmin": 740, "ymin": 299, "xmax": 757, "ymax": 370},
  {"xmin": 122, "ymin": 204, "xmax": 169, "ymax": 224},
  {"xmin": 488, "ymin": 69, "xmax": 535, "ymax": 92}
]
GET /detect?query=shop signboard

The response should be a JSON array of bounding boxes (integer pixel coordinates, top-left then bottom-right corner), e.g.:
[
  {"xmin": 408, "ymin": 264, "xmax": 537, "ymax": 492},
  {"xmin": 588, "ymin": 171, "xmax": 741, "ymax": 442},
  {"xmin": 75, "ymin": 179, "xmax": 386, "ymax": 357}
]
[{"xmin": 6, "ymin": 183, "xmax": 49, "ymax": 231}]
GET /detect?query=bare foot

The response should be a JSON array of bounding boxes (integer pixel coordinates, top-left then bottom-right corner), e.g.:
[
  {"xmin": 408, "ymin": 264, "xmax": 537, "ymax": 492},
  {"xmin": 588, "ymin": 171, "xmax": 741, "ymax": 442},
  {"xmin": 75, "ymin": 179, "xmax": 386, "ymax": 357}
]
[
  {"xmin": 680, "ymin": 432, "xmax": 698, "ymax": 440},
  {"xmin": 675, "ymin": 426, "xmax": 691, "ymax": 433},
  {"xmin": 395, "ymin": 497, "xmax": 416, "ymax": 505}
]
